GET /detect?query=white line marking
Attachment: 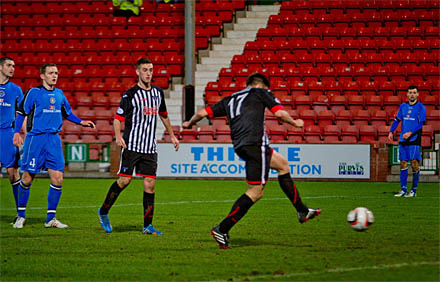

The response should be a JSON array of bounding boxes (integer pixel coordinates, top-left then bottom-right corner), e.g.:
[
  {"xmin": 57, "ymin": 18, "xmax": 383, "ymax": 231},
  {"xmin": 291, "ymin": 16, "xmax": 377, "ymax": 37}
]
[
  {"xmin": 0, "ymin": 195, "xmax": 438, "ymax": 211},
  {"xmin": 230, "ymin": 261, "xmax": 440, "ymax": 281}
]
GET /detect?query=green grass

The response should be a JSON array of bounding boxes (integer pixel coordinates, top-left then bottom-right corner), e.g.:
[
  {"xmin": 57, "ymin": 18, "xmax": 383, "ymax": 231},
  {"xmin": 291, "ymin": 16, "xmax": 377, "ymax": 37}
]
[{"xmin": 1, "ymin": 178, "xmax": 439, "ymax": 281}]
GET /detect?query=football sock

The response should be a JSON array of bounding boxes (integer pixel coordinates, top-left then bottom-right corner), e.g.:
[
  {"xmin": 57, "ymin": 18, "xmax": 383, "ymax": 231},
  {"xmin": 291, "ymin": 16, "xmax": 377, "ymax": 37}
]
[
  {"xmin": 412, "ymin": 169, "xmax": 420, "ymax": 192},
  {"xmin": 17, "ymin": 181, "xmax": 31, "ymax": 218},
  {"xmin": 278, "ymin": 173, "xmax": 308, "ymax": 213},
  {"xmin": 219, "ymin": 193, "xmax": 254, "ymax": 234},
  {"xmin": 12, "ymin": 178, "xmax": 21, "ymax": 210},
  {"xmin": 400, "ymin": 168, "xmax": 408, "ymax": 192},
  {"xmin": 99, "ymin": 181, "xmax": 124, "ymax": 215},
  {"xmin": 46, "ymin": 184, "xmax": 62, "ymax": 222},
  {"xmin": 143, "ymin": 192, "xmax": 155, "ymax": 227}
]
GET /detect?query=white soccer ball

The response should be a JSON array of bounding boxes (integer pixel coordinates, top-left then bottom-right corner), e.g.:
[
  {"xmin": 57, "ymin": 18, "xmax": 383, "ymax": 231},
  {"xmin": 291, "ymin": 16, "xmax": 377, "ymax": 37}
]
[{"xmin": 347, "ymin": 207, "xmax": 374, "ymax": 231}]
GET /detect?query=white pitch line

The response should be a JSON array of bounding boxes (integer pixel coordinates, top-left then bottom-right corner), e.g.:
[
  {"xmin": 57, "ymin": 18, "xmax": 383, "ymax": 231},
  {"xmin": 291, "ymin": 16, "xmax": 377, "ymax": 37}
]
[
  {"xmin": 0, "ymin": 195, "xmax": 438, "ymax": 211},
  {"xmin": 230, "ymin": 261, "xmax": 440, "ymax": 281}
]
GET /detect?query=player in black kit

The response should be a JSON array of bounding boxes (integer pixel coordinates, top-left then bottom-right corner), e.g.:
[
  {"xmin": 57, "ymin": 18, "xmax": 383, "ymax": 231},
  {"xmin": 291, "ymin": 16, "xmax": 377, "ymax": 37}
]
[{"xmin": 183, "ymin": 73, "xmax": 321, "ymax": 249}]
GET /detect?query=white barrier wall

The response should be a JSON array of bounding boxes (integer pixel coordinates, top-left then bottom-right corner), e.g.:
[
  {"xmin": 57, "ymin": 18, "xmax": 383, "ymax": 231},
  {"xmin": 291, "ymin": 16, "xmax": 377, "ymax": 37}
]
[{"xmin": 157, "ymin": 143, "xmax": 370, "ymax": 179}]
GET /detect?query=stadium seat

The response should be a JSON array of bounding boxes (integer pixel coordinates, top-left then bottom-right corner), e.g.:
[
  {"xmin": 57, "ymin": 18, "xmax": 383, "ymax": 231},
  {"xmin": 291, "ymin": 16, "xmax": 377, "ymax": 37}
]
[
  {"xmin": 269, "ymin": 124, "xmax": 287, "ymax": 142},
  {"xmin": 352, "ymin": 110, "xmax": 371, "ymax": 127},
  {"xmin": 317, "ymin": 110, "xmax": 335, "ymax": 128},
  {"xmin": 359, "ymin": 125, "xmax": 377, "ymax": 143},
  {"xmin": 180, "ymin": 128, "xmax": 198, "ymax": 142},
  {"xmin": 365, "ymin": 95, "xmax": 383, "ymax": 113},
  {"xmin": 329, "ymin": 95, "xmax": 347, "ymax": 114},
  {"xmin": 371, "ymin": 110, "xmax": 389, "ymax": 127},
  {"xmin": 299, "ymin": 110, "xmax": 317, "ymax": 127},
  {"xmin": 304, "ymin": 125, "xmax": 322, "ymax": 143},
  {"xmin": 335, "ymin": 109, "xmax": 353, "ymax": 128},
  {"xmin": 322, "ymin": 124, "xmax": 341, "ymax": 143},
  {"xmin": 286, "ymin": 127, "xmax": 304, "ymax": 143},
  {"xmin": 426, "ymin": 110, "xmax": 440, "ymax": 132},
  {"xmin": 421, "ymin": 125, "xmax": 434, "ymax": 148},
  {"xmin": 341, "ymin": 125, "xmax": 359, "ymax": 143},
  {"xmin": 295, "ymin": 95, "xmax": 312, "ymax": 113},
  {"xmin": 347, "ymin": 95, "xmax": 365, "ymax": 113}
]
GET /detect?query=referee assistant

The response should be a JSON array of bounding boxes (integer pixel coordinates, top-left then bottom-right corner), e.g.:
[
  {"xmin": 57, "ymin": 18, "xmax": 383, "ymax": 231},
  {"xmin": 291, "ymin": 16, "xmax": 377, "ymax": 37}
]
[
  {"xmin": 183, "ymin": 73, "xmax": 321, "ymax": 249},
  {"xmin": 98, "ymin": 58, "xmax": 179, "ymax": 234}
]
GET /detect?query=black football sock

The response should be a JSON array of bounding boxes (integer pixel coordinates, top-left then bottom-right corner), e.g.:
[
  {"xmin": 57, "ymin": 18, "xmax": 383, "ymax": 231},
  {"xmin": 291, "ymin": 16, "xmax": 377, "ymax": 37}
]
[
  {"xmin": 143, "ymin": 192, "xmax": 155, "ymax": 227},
  {"xmin": 278, "ymin": 173, "xmax": 308, "ymax": 213},
  {"xmin": 219, "ymin": 193, "xmax": 254, "ymax": 234},
  {"xmin": 99, "ymin": 181, "xmax": 125, "ymax": 215}
]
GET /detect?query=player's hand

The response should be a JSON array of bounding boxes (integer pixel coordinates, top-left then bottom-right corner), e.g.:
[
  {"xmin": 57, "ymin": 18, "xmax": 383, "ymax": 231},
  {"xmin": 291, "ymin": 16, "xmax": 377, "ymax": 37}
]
[
  {"xmin": 171, "ymin": 135, "xmax": 180, "ymax": 151},
  {"xmin": 13, "ymin": 133, "xmax": 23, "ymax": 147},
  {"xmin": 388, "ymin": 132, "xmax": 393, "ymax": 141},
  {"xmin": 116, "ymin": 136, "xmax": 127, "ymax": 148},
  {"xmin": 294, "ymin": 119, "xmax": 304, "ymax": 128},
  {"xmin": 81, "ymin": 120, "xmax": 96, "ymax": 129},
  {"xmin": 402, "ymin": 132, "xmax": 412, "ymax": 139},
  {"xmin": 182, "ymin": 121, "xmax": 191, "ymax": 129}
]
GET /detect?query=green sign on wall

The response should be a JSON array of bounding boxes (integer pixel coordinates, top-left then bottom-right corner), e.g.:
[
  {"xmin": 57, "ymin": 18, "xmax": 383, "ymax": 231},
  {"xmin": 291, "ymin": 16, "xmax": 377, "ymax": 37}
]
[{"xmin": 66, "ymin": 144, "xmax": 87, "ymax": 163}]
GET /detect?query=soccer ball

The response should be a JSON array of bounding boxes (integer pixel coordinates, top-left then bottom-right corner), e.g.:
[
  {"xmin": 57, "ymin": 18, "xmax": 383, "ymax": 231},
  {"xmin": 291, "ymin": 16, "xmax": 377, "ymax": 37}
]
[{"xmin": 347, "ymin": 207, "xmax": 374, "ymax": 231}]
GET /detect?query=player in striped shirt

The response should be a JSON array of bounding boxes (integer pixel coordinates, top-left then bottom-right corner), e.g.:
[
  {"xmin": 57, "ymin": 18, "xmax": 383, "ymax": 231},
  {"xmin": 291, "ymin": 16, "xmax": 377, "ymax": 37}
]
[{"xmin": 98, "ymin": 58, "xmax": 179, "ymax": 234}]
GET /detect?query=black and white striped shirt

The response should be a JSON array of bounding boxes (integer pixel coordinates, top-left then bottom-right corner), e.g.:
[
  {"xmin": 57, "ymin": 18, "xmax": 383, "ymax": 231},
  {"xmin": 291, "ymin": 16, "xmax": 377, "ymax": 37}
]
[{"xmin": 115, "ymin": 85, "xmax": 168, "ymax": 154}]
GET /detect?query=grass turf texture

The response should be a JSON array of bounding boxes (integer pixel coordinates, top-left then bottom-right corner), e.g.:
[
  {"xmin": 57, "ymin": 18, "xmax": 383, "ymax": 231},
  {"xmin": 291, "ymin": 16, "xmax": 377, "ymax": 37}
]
[{"xmin": 1, "ymin": 178, "xmax": 439, "ymax": 281}]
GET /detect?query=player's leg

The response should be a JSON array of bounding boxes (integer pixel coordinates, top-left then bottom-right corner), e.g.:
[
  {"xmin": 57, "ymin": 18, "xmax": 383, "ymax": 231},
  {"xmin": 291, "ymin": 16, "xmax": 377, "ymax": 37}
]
[
  {"xmin": 13, "ymin": 171, "xmax": 34, "ymax": 229},
  {"xmin": 396, "ymin": 144, "xmax": 409, "ymax": 197},
  {"xmin": 406, "ymin": 145, "xmax": 421, "ymax": 197},
  {"xmin": 0, "ymin": 128, "xmax": 21, "ymax": 213},
  {"xmin": 137, "ymin": 153, "xmax": 161, "ymax": 235},
  {"xmin": 211, "ymin": 145, "xmax": 267, "ymax": 249},
  {"xmin": 98, "ymin": 149, "xmax": 134, "ymax": 232},
  {"xmin": 270, "ymin": 150, "xmax": 321, "ymax": 223}
]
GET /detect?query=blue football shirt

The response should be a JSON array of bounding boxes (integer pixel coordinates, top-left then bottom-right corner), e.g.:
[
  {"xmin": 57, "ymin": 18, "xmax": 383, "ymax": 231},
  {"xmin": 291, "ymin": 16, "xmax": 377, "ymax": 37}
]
[
  {"xmin": 0, "ymin": 81, "xmax": 23, "ymax": 129},
  {"xmin": 395, "ymin": 101, "xmax": 426, "ymax": 144},
  {"xmin": 19, "ymin": 86, "xmax": 73, "ymax": 135}
]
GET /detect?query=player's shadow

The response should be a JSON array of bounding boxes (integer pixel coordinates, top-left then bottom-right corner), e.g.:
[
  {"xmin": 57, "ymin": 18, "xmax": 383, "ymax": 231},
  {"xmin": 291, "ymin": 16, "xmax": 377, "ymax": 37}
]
[
  {"xmin": 204, "ymin": 238, "xmax": 293, "ymax": 249},
  {"xmin": 0, "ymin": 215, "xmax": 46, "ymax": 225},
  {"xmin": 112, "ymin": 224, "xmax": 139, "ymax": 233}
]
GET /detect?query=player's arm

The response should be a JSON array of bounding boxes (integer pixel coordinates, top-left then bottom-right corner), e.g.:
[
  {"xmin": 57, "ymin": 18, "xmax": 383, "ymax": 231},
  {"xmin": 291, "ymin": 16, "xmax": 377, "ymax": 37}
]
[
  {"xmin": 62, "ymin": 95, "xmax": 95, "ymax": 128},
  {"xmin": 183, "ymin": 108, "xmax": 209, "ymax": 129},
  {"xmin": 388, "ymin": 105, "xmax": 403, "ymax": 141},
  {"xmin": 113, "ymin": 118, "xmax": 126, "ymax": 148},
  {"xmin": 13, "ymin": 89, "xmax": 32, "ymax": 147},
  {"xmin": 159, "ymin": 114, "xmax": 179, "ymax": 151},
  {"xmin": 274, "ymin": 108, "xmax": 304, "ymax": 128}
]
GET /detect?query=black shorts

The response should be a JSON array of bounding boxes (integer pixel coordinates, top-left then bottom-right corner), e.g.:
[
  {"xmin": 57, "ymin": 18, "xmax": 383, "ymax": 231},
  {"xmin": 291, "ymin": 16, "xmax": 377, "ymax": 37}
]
[
  {"xmin": 235, "ymin": 145, "xmax": 273, "ymax": 185},
  {"xmin": 118, "ymin": 149, "xmax": 157, "ymax": 179}
]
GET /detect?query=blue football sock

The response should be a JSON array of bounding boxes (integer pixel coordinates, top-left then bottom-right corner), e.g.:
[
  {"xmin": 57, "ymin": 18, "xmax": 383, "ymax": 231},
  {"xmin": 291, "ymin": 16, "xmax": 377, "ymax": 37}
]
[
  {"xmin": 412, "ymin": 170, "xmax": 420, "ymax": 192},
  {"xmin": 12, "ymin": 178, "xmax": 21, "ymax": 210},
  {"xmin": 400, "ymin": 168, "xmax": 408, "ymax": 193},
  {"xmin": 17, "ymin": 181, "xmax": 31, "ymax": 218},
  {"xmin": 46, "ymin": 184, "xmax": 62, "ymax": 222}
]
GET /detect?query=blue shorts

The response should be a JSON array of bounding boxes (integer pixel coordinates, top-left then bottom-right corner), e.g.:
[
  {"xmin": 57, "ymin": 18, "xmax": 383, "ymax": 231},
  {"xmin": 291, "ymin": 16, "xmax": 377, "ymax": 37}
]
[
  {"xmin": 398, "ymin": 144, "xmax": 422, "ymax": 162},
  {"xmin": 21, "ymin": 133, "xmax": 65, "ymax": 173},
  {"xmin": 0, "ymin": 128, "xmax": 20, "ymax": 168}
]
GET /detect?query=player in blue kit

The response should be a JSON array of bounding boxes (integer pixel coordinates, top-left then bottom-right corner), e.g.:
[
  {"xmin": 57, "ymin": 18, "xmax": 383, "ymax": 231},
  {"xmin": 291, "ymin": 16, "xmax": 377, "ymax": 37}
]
[
  {"xmin": 12, "ymin": 63, "xmax": 95, "ymax": 229},
  {"xmin": 0, "ymin": 57, "xmax": 24, "ymax": 219},
  {"xmin": 388, "ymin": 85, "xmax": 426, "ymax": 198}
]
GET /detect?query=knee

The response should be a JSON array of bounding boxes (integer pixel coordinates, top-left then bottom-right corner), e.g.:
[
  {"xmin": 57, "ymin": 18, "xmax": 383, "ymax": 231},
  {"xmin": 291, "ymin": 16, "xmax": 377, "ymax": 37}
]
[
  {"xmin": 411, "ymin": 160, "xmax": 419, "ymax": 172},
  {"xmin": 400, "ymin": 161, "xmax": 408, "ymax": 169},
  {"xmin": 144, "ymin": 178, "xmax": 155, "ymax": 193},
  {"xmin": 21, "ymin": 173, "xmax": 33, "ymax": 186},
  {"xmin": 117, "ymin": 177, "xmax": 131, "ymax": 188}
]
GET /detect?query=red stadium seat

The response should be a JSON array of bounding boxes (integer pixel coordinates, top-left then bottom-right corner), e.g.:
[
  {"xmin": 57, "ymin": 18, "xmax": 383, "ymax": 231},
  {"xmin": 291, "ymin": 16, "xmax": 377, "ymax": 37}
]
[
  {"xmin": 347, "ymin": 95, "xmax": 365, "ymax": 113},
  {"xmin": 286, "ymin": 127, "xmax": 304, "ymax": 143},
  {"xmin": 352, "ymin": 109, "xmax": 371, "ymax": 127},
  {"xmin": 371, "ymin": 110, "xmax": 389, "ymax": 127},
  {"xmin": 299, "ymin": 109, "xmax": 317, "ymax": 127},
  {"xmin": 359, "ymin": 125, "xmax": 377, "ymax": 143},
  {"xmin": 365, "ymin": 95, "xmax": 383, "ymax": 113},
  {"xmin": 295, "ymin": 95, "xmax": 312, "ymax": 113},
  {"xmin": 426, "ymin": 110, "xmax": 440, "ymax": 132},
  {"xmin": 269, "ymin": 124, "xmax": 287, "ymax": 142},
  {"xmin": 317, "ymin": 109, "xmax": 335, "ymax": 128},
  {"xmin": 341, "ymin": 125, "xmax": 359, "ymax": 143},
  {"xmin": 335, "ymin": 110, "xmax": 353, "ymax": 128},
  {"xmin": 304, "ymin": 125, "xmax": 322, "ymax": 143},
  {"xmin": 322, "ymin": 125, "xmax": 341, "ymax": 143},
  {"xmin": 329, "ymin": 95, "xmax": 347, "ymax": 114}
]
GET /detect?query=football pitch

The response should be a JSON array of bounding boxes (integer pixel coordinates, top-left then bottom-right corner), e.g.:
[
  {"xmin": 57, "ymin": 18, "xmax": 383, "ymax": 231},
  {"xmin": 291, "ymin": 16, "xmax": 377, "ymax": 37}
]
[{"xmin": 1, "ymin": 178, "xmax": 439, "ymax": 281}]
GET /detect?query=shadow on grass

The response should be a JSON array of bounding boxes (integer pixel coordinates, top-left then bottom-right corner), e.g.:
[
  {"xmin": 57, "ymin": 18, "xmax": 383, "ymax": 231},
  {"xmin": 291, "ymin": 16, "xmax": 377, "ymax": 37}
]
[
  {"xmin": 112, "ymin": 224, "xmax": 139, "ymax": 233},
  {"xmin": 0, "ymin": 215, "xmax": 46, "ymax": 225}
]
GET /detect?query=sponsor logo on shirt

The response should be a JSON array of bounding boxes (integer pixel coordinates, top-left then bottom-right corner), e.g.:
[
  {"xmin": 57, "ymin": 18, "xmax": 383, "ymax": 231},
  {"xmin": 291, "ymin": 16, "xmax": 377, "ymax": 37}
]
[{"xmin": 143, "ymin": 106, "xmax": 158, "ymax": 115}]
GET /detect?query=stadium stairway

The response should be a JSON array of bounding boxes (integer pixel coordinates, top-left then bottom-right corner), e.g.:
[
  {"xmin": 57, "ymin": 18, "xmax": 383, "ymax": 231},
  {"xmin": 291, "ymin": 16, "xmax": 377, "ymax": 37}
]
[{"xmin": 156, "ymin": 4, "xmax": 280, "ymax": 140}]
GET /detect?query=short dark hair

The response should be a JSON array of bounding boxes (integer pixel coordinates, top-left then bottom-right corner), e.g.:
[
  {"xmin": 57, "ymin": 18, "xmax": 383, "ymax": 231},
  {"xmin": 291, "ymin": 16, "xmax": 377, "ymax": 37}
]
[
  {"xmin": 136, "ymin": 58, "xmax": 153, "ymax": 69},
  {"xmin": 246, "ymin": 73, "xmax": 270, "ymax": 88},
  {"xmin": 40, "ymin": 63, "xmax": 57, "ymax": 74},
  {"xmin": 408, "ymin": 85, "xmax": 418, "ymax": 92},
  {"xmin": 0, "ymin": 57, "xmax": 14, "ymax": 66}
]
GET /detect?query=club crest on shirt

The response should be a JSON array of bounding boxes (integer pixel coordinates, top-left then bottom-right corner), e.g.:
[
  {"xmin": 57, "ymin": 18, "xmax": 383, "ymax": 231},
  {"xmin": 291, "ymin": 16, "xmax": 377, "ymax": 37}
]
[
  {"xmin": 50, "ymin": 97, "xmax": 56, "ymax": 104},
  {"xmin": 0, "ymin": 90, "xmax": 5, "ymax": 98}
]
